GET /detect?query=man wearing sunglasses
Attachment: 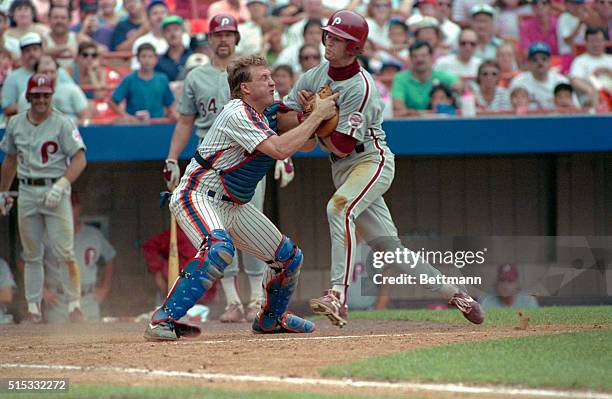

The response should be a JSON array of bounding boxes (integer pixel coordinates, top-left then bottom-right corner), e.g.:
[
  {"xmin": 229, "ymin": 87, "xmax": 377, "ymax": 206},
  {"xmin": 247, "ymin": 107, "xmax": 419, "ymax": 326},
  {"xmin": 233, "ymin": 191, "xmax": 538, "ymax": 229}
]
[
  {"xmin": 510, "ymin": 41, "xmax": 570, "ymax": 109},
  {"xmin": 435, "ymin": 28, "xmax": 482, "ymax": 79}
]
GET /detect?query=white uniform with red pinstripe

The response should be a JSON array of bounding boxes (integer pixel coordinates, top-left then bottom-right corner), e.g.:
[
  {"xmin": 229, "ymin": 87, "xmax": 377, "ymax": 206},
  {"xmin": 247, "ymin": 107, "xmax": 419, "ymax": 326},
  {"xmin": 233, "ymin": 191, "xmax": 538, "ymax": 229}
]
[
  {"xmin": 284, "ymin": 61, "xmax": 459, "ymax": 305},
  {"xmin": 169, "ymin": 99, "xmax": 284, "ymax": 277}
]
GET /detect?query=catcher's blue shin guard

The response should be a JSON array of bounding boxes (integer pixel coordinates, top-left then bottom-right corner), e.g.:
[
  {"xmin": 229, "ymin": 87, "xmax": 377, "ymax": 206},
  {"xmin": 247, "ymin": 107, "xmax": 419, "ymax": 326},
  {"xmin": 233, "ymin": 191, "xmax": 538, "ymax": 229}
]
[
  {"xmin": 151, "ymin": 229, "xmax": 234, "ymax": 337},
  {"xmin": 253, "ymin": 236, "xmax": 314, "ymax": 333}
]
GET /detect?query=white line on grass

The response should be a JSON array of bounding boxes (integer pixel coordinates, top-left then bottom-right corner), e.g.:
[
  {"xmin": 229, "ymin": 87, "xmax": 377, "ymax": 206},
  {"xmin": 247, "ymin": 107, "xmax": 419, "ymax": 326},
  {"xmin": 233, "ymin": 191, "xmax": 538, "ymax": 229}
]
[{"xmin": 1, "ymin": 363, "xmax": 609, "ymax": 399}]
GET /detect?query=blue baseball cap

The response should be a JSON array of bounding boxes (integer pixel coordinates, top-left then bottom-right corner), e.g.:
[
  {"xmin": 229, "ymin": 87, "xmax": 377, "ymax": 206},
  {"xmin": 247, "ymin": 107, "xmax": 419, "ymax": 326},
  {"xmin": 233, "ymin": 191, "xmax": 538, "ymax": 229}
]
[{"xmin": 528, "ymin": 41, "xmax": 551, "ymax": 58}]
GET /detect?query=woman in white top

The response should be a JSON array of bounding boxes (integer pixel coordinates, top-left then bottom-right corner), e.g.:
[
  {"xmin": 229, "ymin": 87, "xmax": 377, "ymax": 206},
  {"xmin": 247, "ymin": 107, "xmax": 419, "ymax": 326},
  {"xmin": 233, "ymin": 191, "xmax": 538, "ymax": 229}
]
[
  {"xmin": 365, "ymin": 0, "xmax": 392, "ymax": 50},
  {"xmin": 470, "ymin": 60, "xmax": 512, "ymax": 112}
]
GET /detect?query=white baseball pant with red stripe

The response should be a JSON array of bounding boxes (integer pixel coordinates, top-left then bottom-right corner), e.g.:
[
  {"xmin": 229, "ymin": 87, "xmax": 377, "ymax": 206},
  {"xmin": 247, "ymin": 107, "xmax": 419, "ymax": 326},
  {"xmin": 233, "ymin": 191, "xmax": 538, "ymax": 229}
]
[{"xmin": 327, "ymin": 141, "xmax": 458, "ymax": 303}]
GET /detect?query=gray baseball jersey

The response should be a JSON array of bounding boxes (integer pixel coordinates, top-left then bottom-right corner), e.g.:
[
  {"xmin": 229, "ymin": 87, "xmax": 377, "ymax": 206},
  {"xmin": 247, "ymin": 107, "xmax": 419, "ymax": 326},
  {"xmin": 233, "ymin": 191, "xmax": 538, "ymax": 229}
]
[
  {"xmin": 177, "ymin": 64, "xmax": 230, "ymax": 139},
  {"xmin": 284, "ymin": 61, "xmax": 459, "ymax": 304},
  {"xmin": 0, "ymin": 110, "xmax": 86, "ymax": 179},
  {"xmin": 44, "ymin": 224, "xmax": 116, "ymax": 289}
]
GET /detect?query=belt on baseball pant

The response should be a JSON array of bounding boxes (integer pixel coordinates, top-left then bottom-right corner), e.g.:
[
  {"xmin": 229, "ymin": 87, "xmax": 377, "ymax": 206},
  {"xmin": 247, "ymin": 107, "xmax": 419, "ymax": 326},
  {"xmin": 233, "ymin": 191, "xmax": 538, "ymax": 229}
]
[
  {"xmin": 330, "ymin": 143, "xmax": 365, "ymax": 163},
  {"xmin": 50, "ymin": 284, "xmax": 95, "ymax": 296},
  {"xmin": 206, "ymin": 189, "xmax": 232, "ymax": 202},
  {"xmin": 19, "ymin": 177, "xmax": 59, "ymax": 186}
]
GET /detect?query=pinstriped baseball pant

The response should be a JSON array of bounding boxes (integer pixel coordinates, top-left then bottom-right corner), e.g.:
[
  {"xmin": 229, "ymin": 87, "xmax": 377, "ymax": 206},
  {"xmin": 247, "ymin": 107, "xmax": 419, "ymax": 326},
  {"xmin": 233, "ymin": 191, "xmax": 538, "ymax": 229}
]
[{"xmin": 169, "ymin": 185, "xmax": 285, "ymax": 287}]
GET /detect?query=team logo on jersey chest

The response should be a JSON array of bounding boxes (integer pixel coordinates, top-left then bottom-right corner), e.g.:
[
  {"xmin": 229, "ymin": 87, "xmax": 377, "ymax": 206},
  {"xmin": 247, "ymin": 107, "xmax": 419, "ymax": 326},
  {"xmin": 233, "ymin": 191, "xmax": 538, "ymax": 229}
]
[{"xmin": 348, "ymin": 111, "xmax": 364, "ymax": 129}]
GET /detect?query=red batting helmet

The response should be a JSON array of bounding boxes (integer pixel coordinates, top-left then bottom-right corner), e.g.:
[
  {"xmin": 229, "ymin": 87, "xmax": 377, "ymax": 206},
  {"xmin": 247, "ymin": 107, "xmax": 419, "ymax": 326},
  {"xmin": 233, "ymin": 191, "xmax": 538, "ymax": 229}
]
[
  {"xmin": 26, "ymin": 73, "xmax": 54, "ymax": 96},
  {"xmin": 321, "ymin": 10, "xmax": 369, "ymax": 56},
  {"xmin": 208, "ymin": 14, "xmax": 240, "ymax": 44}
]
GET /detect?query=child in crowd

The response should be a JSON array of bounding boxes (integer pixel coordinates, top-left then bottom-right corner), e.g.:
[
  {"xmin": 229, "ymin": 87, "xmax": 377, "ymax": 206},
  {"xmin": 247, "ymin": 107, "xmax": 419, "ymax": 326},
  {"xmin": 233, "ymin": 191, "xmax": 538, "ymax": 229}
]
[
  {"xmin": 109, "ymin": 43, "xmax": 177, "ymax": 123},
  {"xmin": 429, "ymin": 83, "xmax": 457, "ymax": 115},
  {"xmin": 554, "ymin": 82, "xmax": 580, "ymax": 112},
  {"xmin": 510, "ymin": 86, "xmax": 532, "ymax": 113}
]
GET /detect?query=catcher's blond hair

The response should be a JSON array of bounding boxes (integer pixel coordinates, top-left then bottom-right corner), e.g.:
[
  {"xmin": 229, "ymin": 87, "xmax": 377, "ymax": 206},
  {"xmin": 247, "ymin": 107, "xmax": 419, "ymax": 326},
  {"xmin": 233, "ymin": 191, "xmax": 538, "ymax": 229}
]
[{"xmin": 227, "ymin": 55, "xmax": 269, "ymax": 99}]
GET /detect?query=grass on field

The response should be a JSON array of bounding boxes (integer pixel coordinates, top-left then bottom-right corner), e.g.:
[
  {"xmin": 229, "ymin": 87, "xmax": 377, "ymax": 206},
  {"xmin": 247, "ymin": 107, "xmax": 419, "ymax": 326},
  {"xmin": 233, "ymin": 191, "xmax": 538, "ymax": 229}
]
[
  {"xmin": 345, "ymin": 305, "xmax": 612, "ymax": 327},
  {"xmin": 1, "ymin": 385, "xmax": 421, "ymax": 399},
  {"xmin": 322, "ymin": 328, "xmax": 612, "ymax": 391}
]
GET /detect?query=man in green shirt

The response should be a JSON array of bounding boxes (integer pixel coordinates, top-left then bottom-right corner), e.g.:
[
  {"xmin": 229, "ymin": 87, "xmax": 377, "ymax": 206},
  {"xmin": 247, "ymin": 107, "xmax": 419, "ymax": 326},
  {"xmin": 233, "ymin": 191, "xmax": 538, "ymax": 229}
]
[{"xmin": 392, "ymin": 40, "xmax": 461, "ymax": 117}]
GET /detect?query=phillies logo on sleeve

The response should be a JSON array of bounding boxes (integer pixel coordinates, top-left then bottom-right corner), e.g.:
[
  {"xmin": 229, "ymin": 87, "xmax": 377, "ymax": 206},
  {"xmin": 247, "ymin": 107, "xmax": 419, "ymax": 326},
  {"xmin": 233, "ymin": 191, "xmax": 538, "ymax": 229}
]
[
  {"xmin": 332, "ymin": 17, "xmax": 342, "ymax": 25},
  {"xmin": 348, "ymin": 111, "xmax": 364, "ymax": 129},
  {"xmin": 84, "ymin": 247, "xmax": 97, "ymax": 267},
  {"xmin": 72, "ymin": 129, "xmax": 82, "ymax": 141},
  {"xmin": 40, "ymin": 141, "xmax": 59, "ymax": 164},
  {"xmin": 221, "ymin": 17, "xmax": 230, "ymax": 26}
]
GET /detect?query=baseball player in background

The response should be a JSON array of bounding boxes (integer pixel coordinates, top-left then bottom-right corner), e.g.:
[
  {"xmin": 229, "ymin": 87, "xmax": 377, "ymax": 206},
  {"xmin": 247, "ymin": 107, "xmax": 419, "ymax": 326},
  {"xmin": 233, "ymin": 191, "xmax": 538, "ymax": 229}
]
[
  {"xmin": 0, "ymin": 74, "xmax": 87, "ymax": 323},
  {"xmin": 282, "ymin": 10, "xmax": 485, "ymax": 327},
  {"xmin": 162, "ymin": 14, "xmax": 294, "ymax": 323},
  {"xmin": 144, "ymin": 55, "xmax": 338, "ymax": 341},
  {"xmin": 42, "ymin": 192, "xmax": 115, "ymax": 323}
]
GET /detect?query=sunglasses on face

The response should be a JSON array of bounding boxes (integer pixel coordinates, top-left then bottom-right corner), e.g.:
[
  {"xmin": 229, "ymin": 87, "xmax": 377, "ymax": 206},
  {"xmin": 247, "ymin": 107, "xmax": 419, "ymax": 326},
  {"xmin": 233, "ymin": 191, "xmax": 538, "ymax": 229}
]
[
  {"xmin": 534, "ymin": 0, "xmax": 550, "ymax": 5},
  {"xmin": 460, "ymin": 41, "xmax": 477, "ymax": 47},
  {"xmin": 531, "ymin": 54, "xmax": 549, "ymax": 62},
  {"xmin": 597, "ymin": 0, "xmax": 611, "ymax": 4},
  {"xmin": 80, "ymin": 52, "xmax": 98, "ymax": 58},
  {"xmin": 30, "ymin": 93, "xmax": 52, "ymax": 99},
  {"xmin": 438, "ymin": 2, "xmax": 452, "ymax": 6}
]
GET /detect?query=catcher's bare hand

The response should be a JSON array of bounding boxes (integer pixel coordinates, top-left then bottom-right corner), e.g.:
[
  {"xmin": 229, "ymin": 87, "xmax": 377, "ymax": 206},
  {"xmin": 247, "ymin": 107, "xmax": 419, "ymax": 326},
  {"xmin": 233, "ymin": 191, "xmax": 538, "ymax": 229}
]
[{"xmin": 312, "ymin": 92, "xmax": 340, "ymax": 121}]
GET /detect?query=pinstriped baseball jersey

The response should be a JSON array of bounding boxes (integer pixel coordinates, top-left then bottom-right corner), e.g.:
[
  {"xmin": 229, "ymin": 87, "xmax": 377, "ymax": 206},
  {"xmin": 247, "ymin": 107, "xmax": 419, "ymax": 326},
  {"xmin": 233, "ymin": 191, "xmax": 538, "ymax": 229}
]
[
  {"xmin": 0, "ymin": 110, "xmax": 86, "ymax": 179},
  {"xmin": 283, "ymin": 61, "xmax": 387, "ymax": 147},
  {"xmin": 177, "ymin": 64, "xmax": 230, "ymax": 139},
  {"xmin": 179, "ymin": 99, "xmax": 275, "ymax": 203}
]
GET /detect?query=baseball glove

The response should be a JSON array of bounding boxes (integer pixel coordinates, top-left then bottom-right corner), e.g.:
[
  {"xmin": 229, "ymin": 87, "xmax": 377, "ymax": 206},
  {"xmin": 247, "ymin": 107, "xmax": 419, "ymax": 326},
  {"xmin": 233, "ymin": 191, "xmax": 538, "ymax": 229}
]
[{"xmin": 303, "ymin": 85, "xmax": 339, "ymax": 138}]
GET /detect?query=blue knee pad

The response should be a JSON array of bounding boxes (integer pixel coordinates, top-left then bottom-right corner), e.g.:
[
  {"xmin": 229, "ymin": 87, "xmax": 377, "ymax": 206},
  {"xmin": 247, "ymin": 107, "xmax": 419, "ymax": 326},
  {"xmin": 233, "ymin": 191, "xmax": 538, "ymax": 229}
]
[
  {"xmin": 152, "ymin": 229, "xmax": 234, "ymax": 323},
  {"xmin": 257, "ymin": 236, "xmax": 303, "ymax": 331}
]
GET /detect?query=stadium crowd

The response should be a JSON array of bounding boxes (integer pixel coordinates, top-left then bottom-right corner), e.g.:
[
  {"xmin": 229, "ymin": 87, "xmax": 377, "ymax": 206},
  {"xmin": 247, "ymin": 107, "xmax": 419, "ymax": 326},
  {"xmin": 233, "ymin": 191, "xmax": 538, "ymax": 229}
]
[{"xmin": 0, "ymin": 0, "xmax": 609, "ymax": 124}]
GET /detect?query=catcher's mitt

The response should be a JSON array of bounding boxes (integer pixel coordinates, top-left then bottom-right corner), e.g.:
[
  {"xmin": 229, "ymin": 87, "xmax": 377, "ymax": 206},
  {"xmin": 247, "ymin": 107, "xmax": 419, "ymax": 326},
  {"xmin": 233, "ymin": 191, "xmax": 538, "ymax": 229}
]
[{"xmin": 303, "ymin": 85, "xmax": 339, "ymax": 138}]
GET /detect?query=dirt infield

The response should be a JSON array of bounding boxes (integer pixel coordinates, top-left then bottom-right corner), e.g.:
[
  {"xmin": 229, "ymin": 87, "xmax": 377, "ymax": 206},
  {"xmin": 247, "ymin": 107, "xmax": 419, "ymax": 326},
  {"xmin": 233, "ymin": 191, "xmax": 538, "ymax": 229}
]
[{"xmin": 2, "ymin": 318, "xmax": 609, "ymax": 399}]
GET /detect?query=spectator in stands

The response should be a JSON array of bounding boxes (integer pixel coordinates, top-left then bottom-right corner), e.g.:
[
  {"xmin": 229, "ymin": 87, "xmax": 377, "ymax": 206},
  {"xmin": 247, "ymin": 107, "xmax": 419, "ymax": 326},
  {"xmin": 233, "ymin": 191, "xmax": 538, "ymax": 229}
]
[
  {"xmin": 470, "ymin": 60, "xmax": 512, "ymax": 111},
  {"xmin": 236, "ymin": 0, "xmax": 269, "ymax": 56},
  {"xmin": 553, "ymin": 82, "xmax": 581, "ymax": 111},
  {"xmin": 376, "ymin": 60, "xmax": 402, "ymax": 118},
  {"xmin": 413, "ymin": 16, "xmax": 447, "ymax": 59},
  {"xmin": 392, "ymin": 40, "xmax": 460, "ymax": 116},
  {"xmin": 509, "ymin": 85, "xmax": 531, "ymax": 112},
  {"xmin": 437, "ymin": 0, "xmax": 461, "ymax": 49},
  {"xmin": 207, "ymin": 0, "xmax": 250, "ymax": 23},
  {"xmin": 429, "ymin": 82, "xmax": 457, "ymax": 114},
  {"xmin": 276, "ymin": 18, "xmax": 323, "ymax": 74},
  {"xmin": 70, "ymin": 41, "xmax": 108, "ymax": 99},
  {"xmin": 581, "ymin": 0, "xmax": 612, "ymax": 32},
  {"xmin": 110, "ymin": 43, "xmax": 177, "ymax": 122},
  {"xmin": 2, "ymin": 32, "xmax": 45, "ymax": 116},
  {"xmin": 155, "ymin": 15, "xmax": 191, "ymax": 81},
  {"xmin": 416, "ymin": 0, "xmax": 438, "ymax": 17},
  {"xmin": 510, "ymin": 42, "xmax": 569, "ymax": 109},
  {"xmin": 362, "ymin": 38, "xmax": 384, "ymax": 73},
  {"xmin": 282, "ymin": 0, "xmax": 325, "ymax": 49},
  {"xmin": 495, "ymin": 0, "xmax": 531, "ymax": 41},
  {"xmin": 0, "ymin": 48, "xmax": 13, "ymax": 91},
  {"xmin": 131, "ymin": 0, "xmax": 190, "ymax": 70},
  {"xmin": 18, "ymin": 54, "xmax": 91, "ymax": 124},
  {"xmin": 496, "ymin": 41, "xmax": 519, "ymax": 87},
  {"xmin": 0, "ymin": 257, "xmax": 16, "ymax": 325},
  {"xmin": 435, "ymin": 28, "xmax": 482, "ymax": 80},
  {"xmin": 557, "ymin": 0, "xmax": 587, "ymax": 73},
  {"xmin": 74, "ymin": 0, "xmax": 113, "ymax": 48},
  {"xmin": 99, "ymin": 0, "xmax": 120, "ymax": 31},
  {"xmin": 481, "ymin": 263, "xmax": 539, "ymax": 309},
  {"xmin": 569, "ymin": 27, "xmax": 612, "ymax": 98},
  {"xmin": 6, "ymin": 0, "xmax": 49, "ymax": 40},
  {"xmin": 452, "ymin": 0, "xmax": 494, "ymax": 26},
  {"xmin": 43, "ymin": 6, "xmax": 78, "ymax": 67},
  {"xmin": 260, "ymin": 16, "xmax": 283, "ymax": 65},
  {"xmin": 377, "ymin": 19, "xmax": 410, "ymax": 66},
  {"xmin": 365, "ymin": 0, "xmax": 393, "ymax": 50},
  {"xmin": 298, "ymin": 43, "xmax": 321, "ymax": 73},
  {"xmin": 470, "ymin": 4, "xmax": 502, "ymax": 59},
  {"xmin": 110, "ymin": 0, "xmax": 147, "ymax": 51},
  {"xmin": 519, "ymin": 0, "xmax": 559, "ymax": 58},
  {"xmin": 272, "ymin": 64, "xmax": 293, "ymax": 98},
  {"xmin": 0, "ymin": 10, "xmax": 21, "ymax": 58}
]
